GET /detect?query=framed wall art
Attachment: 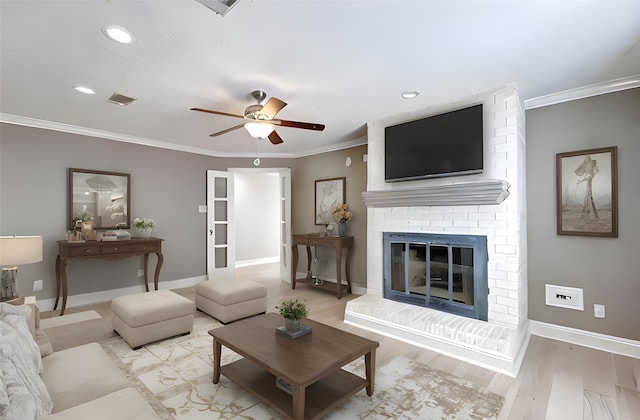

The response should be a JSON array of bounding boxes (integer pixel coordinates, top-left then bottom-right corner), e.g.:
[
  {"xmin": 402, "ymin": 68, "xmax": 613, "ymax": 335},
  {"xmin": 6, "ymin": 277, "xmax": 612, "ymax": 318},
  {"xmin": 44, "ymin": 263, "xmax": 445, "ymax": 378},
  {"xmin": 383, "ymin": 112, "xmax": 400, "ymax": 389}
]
[
  {"xmin": 556, "ymin": 146, "xmax": 618, "ymax": 237},
  {"xmin": 315, "ymin": 177, "xmax": 345, "ymax": 225}
]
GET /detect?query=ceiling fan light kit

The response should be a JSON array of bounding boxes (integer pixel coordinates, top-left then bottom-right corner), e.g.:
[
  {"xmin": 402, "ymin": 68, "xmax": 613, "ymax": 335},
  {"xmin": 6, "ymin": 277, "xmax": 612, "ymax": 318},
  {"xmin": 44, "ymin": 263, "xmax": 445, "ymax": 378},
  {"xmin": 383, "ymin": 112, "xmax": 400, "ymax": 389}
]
[
  {"xmin": 244, "ymin": 122, "xmax": 275, "ymax": 139},
  {"xmin": 191, "ymin": 90, "xmax": 325, "ymax": 145}
]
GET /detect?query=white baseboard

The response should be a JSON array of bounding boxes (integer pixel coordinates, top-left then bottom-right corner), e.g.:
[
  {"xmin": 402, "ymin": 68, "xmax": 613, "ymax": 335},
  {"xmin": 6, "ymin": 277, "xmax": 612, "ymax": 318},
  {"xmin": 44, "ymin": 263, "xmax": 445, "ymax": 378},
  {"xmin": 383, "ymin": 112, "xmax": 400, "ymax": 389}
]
[
  {"xmin": 35, "ymin": 275, "xmax": 206, "ymax": 312},
  {"xmin": 529, "ymin": 320, "xmax": 640, "ymax": 359},
  {"xmin": 351, "ymin": 285, "xmax": 367, "ymax": 295}
]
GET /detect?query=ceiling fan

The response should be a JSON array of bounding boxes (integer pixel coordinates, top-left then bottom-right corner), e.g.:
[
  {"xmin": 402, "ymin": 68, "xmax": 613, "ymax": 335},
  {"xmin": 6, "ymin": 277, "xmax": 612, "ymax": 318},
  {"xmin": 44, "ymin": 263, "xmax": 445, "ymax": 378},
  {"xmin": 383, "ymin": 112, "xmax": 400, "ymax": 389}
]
[{"xmin": 191, "ymin": 90, "xmax": 325, "ymax": 145}]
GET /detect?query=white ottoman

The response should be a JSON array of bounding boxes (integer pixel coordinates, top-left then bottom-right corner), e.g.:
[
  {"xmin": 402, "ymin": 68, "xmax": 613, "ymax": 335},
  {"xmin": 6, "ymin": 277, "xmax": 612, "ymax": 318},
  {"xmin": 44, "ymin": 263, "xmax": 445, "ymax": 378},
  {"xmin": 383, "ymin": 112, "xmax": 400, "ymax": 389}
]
[
  {"xmin": 111, "ymin": 289, "xmax": 195, "ymax": 349},
  {"xmin": 195, "ymin": 280, "xmax": 267, "ymax": 324}
]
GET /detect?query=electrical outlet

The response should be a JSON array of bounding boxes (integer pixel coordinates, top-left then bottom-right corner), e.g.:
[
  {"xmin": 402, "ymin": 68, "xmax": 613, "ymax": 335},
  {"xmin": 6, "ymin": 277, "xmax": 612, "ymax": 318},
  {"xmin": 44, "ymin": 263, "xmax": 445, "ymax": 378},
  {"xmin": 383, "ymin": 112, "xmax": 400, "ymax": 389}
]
[
  {"xmin": 137, "ymin": 269, "xmax": 144, "ymax": 277},
  {"xmin": 545, "ymin": 284, "xmax": 584, "ymax": 310},
  {"xmin": 199, "ymin": 205, "xmax": 207, "ymax": 213},
  {"xmin": 33, "ymin": 280, "xmax": 43, "ymax": 292},
  {"xmin": 594, "ymin": 304, "xmax": 606, "ymax": 318}
]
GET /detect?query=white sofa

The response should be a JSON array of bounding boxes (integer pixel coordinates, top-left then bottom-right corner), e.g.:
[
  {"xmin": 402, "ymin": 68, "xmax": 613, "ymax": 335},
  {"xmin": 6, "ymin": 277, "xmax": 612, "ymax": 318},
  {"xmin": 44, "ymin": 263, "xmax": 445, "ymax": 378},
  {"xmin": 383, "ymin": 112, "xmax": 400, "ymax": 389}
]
[{"xmin": 0, "ymin": 302, "xmax": 159, "ymax": 420}]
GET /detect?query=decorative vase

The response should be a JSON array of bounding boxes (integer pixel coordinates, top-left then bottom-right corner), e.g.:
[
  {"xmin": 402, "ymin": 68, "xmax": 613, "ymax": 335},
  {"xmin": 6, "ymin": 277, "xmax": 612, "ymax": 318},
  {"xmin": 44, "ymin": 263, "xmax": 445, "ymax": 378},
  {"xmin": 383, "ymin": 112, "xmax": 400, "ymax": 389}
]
[
  {"xmin": 134, "ymin": 227, "xmax": 152, "ymax": 238},
  {"xmin": 285, "ymin": 318, "xmax": 302, "ymax": 332},
  {"xmin": 338, "ymin": 221, "xmax": 346, "ymax": 237}
]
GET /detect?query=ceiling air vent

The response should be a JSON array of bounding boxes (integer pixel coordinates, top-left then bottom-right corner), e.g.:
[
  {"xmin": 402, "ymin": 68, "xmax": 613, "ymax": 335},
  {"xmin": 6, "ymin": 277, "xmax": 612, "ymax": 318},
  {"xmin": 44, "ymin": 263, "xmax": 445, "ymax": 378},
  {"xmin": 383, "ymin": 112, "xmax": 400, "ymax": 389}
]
[
  {"xmin": 107, "ymin": 92, "xmax": 136, "ymax": 106},
  {"xmin": 195, "ymin": 0, "xmax": 240, "ymax": 17}
]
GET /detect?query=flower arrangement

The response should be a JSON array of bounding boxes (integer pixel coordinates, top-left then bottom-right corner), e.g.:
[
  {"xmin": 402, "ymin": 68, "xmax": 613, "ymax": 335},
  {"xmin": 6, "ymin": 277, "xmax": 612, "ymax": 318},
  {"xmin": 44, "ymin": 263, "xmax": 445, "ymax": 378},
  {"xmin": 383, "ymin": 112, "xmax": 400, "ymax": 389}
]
[
  {"xmin": 331, "ymin": 203, "xmax": 353, "ymax": 223},
  {"xmin": 276, "ymin": 297, "xmax": 308, "ymax": 320},
  {"xmin": 133, "ymin": 217, "xmax": 156, "ymax": 229}
]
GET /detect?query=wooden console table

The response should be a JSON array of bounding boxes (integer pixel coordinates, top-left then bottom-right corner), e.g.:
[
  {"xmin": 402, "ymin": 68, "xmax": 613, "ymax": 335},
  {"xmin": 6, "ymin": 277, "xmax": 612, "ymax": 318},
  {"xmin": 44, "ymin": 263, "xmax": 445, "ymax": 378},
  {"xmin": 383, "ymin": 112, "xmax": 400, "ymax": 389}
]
[
  {"xmin": 291, "ymin": 234, "xmax": 353, "ymax": 298},
  {"xmin": 54, "ymin": 238, "xmax": 164, "ymax": 315}
]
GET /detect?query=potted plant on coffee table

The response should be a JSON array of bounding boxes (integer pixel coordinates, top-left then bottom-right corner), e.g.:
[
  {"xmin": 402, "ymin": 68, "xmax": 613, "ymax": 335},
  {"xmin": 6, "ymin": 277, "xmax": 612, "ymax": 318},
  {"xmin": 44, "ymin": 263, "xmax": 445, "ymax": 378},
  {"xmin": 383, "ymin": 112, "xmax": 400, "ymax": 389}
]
[{"xmin": 276, "ymin": 297, "xmax": 311, "ymax": 338}]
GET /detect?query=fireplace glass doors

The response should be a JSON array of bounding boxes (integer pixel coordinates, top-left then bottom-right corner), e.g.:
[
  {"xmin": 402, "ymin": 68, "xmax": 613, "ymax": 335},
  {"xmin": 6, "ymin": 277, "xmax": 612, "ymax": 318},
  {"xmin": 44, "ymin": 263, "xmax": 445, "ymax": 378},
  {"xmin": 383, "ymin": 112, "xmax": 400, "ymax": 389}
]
[{"xmin": 384, "ymin": 232, "xmax": 488, "ymax": 321}]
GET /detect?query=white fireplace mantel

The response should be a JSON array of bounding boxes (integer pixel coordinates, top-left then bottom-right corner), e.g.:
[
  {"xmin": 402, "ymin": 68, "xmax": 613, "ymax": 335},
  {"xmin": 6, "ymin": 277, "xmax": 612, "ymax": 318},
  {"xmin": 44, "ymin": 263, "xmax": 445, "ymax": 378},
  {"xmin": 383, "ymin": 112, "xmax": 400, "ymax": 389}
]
[{"xmin": 362, "ymin": 179, "xmax": 510, "ymax": 207}]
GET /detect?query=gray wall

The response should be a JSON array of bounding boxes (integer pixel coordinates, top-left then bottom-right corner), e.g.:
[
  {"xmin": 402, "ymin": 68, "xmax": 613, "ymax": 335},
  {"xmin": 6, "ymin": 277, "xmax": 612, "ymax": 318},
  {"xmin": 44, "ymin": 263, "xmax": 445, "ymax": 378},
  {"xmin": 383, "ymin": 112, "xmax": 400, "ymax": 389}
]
[
  {"xmin": 526, "ymin": 88, "xmax": 639, "ymax": 340},
  {"xmin": 0, "ymin": 123, "xmax": 293, "ymax": 300},
  {"xmin": 291, "ymin": 145, "xmax": 368, "ymax": 289}
]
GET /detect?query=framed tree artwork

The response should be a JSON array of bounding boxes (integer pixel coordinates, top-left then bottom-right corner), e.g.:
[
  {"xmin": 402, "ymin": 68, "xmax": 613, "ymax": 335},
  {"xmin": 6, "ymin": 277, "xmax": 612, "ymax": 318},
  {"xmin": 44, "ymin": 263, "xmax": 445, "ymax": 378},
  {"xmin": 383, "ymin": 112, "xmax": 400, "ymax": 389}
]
[
  {"xmin": 315, "ymin": 177, "xmax": 345, "ymax": 225},
  {"xmin": 556, "ymin": 146, "xmax": 618, "ymax": 237}
]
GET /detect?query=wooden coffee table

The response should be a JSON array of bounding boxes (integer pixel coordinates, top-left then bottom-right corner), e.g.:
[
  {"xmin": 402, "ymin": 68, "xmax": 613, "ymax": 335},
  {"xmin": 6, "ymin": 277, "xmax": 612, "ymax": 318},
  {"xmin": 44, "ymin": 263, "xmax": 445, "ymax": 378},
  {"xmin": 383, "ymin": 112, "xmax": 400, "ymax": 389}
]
[{"xmin": 208, "ymin": 313, "xmax": 379, "ymax": 420}]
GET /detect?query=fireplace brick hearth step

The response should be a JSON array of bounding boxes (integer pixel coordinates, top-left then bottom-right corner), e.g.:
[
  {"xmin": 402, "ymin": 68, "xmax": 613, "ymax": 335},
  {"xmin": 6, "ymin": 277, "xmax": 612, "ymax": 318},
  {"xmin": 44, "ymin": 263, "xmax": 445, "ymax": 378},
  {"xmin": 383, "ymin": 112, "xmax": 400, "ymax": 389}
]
[{"xmin": 344, "ymin": 294, "xmax": 526, "ymax": 376}]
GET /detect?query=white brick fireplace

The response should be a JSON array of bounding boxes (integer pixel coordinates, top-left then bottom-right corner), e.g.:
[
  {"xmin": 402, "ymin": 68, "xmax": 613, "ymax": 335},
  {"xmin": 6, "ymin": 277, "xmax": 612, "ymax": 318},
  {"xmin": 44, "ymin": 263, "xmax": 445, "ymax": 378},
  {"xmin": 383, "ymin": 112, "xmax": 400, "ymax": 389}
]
[{"xmin": 345, "ymin": 85, "xmax": 529, "ymax": 376}]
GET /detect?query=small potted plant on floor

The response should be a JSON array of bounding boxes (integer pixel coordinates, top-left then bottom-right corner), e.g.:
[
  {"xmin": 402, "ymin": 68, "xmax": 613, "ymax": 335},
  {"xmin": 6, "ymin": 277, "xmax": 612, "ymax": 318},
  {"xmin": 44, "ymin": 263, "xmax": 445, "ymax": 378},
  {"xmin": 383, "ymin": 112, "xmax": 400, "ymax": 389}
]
[{"xmin": 276, "ymin": 297, "xmax": 308, "ymax": 332}]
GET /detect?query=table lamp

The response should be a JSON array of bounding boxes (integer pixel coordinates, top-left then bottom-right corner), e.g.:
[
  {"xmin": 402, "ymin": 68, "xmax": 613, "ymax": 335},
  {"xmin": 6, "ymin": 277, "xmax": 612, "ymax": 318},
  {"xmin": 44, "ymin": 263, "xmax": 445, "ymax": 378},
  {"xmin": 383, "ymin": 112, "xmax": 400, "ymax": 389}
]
[{"xmin": 0, "ymin": 235, "xmax": 43, "ymax": 298}]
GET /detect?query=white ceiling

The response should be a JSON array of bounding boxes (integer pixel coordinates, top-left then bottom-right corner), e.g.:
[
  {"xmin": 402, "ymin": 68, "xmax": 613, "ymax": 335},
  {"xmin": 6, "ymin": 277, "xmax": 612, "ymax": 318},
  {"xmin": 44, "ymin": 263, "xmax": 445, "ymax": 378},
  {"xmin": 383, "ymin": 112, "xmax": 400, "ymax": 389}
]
[{"xmin": 1, "ymin": 0, "xmax": 639, "ymax": 158}]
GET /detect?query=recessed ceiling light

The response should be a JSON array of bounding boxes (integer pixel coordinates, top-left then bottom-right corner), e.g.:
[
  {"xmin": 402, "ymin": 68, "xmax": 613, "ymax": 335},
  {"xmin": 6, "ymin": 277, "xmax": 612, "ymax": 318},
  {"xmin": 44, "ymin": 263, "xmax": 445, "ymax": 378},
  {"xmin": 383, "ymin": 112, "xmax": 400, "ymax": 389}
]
[
  {"xmin": 74, "ymin": 86, "xmax": 95, "ymax": 94},
  {"xmin": 102, "ymin": 25, "xmax": 134, "ymax": 44},
  {"xmin": 401, "ymin": 91, "xmax": 420, "ymax": 99}
]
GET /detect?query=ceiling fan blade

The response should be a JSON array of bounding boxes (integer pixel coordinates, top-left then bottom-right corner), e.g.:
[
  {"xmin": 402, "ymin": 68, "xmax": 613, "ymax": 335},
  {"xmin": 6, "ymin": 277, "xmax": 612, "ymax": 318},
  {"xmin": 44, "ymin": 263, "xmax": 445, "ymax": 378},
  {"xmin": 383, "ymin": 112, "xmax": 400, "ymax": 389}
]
[
  {"xmin": 260, "ymin": 97, "xmax": 287, "ymax": 119},
  {"xmin": 272, "ymin": 119, "xmax": 325, "ymax": 131},
  {"xmin": 191, "ymin": 107, "xmax": 245, "ymax": 119},
  {"xmin": 209, "ymin": 123, "xmax": 245, "ymax": 137},
  {"xmin": 268, "ymin": 131, "xmax": 284, "ymax": 145}
]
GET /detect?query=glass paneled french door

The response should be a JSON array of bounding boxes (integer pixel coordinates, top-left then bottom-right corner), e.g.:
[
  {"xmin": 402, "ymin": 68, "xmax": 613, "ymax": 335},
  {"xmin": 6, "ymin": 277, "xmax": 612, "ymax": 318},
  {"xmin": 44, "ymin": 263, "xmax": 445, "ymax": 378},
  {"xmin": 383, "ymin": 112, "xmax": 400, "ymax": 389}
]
[{"xmin": 207, "ymin": 170, "xmax": 235, "ymax": 279}]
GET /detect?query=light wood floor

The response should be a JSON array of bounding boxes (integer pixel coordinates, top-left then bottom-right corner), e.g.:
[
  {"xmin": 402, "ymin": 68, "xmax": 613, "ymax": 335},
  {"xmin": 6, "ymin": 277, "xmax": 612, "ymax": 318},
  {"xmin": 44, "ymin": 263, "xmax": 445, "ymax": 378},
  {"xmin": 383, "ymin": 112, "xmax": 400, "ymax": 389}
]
[{"xmin": 44, "ymin": 263, "xmax": 640, "ymax": 419}]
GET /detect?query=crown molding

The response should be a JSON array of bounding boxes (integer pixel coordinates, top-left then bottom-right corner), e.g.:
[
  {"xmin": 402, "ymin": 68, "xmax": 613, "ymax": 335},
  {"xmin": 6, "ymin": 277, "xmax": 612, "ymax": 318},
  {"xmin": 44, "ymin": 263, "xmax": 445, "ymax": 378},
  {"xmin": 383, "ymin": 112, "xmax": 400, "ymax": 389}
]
[
  {"xmin": 0, "ymin": 112, "xmax": 366, "ymax": 158},
  {"xmin": 0, "ymin": 113, "xmax": 242, "ymax": 157},
  {"xmin": 0, "ymin": 113, "xmax": 300, "ymax": 158},
  {"xmin": 524, "ymin": 75, "xmax": 640, "ymax": 110}
]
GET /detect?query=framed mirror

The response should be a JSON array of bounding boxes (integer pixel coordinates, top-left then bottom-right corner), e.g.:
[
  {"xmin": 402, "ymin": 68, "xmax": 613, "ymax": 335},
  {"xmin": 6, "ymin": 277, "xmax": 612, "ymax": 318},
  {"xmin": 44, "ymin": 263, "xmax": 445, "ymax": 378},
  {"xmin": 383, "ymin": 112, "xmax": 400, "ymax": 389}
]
[{"xmin": 68, "ymin": 168, "xmax": 130, "ymax": 230}]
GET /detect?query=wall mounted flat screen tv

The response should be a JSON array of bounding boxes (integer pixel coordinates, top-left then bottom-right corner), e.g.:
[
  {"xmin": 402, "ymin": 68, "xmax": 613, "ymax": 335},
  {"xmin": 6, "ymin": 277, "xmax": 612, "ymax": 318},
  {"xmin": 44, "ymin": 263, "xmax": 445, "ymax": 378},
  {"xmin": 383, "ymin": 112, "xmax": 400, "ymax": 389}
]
[{"xmin": 384, "ymin": 104, "xmax": 483, "ymax": 182}]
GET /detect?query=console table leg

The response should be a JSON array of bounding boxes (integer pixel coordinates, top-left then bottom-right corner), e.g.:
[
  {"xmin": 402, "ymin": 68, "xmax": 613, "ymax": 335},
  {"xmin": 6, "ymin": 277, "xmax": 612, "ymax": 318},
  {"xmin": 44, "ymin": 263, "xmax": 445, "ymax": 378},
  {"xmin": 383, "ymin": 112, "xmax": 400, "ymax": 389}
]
[
  {"xmin": 143, "ymin": 254, "xmax": 150, "ymax": 292},
  {"xmin": 153, "ymin": 252, "xmax": 163, "ymax": 291},
  {"xmin": 346, "ymin": 246, "xmax": 353, "ymax": 293},
  {"xmin": 54, "ymin": 255, "xmax": 61, "ymax": 310},
  {"xmin": 336, "ymin": 246, "xmax": 343, "ymax": 298},
  {"xmin": 291, "ymin": 244, "xmax": 299, "ymax": 289},
  {"xmin": 60, "ymin": 261, "xmax": 68, "ymax": 316}
]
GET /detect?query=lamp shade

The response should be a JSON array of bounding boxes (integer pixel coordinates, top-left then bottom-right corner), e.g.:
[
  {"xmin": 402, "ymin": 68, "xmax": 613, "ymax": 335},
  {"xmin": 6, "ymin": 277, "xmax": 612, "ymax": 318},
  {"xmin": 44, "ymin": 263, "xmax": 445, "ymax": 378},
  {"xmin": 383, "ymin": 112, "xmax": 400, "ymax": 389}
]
[
  {"xmin": 0, "ymin": 236, "xmax": 43, "ymax": 266},
  {"xmin": 244, "ymin": 122, "xmax": 275, "ymax": 139}
]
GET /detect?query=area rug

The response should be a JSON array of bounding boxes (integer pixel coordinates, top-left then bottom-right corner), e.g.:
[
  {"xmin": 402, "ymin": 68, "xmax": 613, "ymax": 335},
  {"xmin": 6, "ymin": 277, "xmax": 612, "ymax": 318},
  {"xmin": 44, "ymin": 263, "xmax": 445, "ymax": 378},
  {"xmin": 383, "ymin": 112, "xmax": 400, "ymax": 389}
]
[{"xmin": 100, "ymin": 315, "xmax": 503, "ymax": 419}]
